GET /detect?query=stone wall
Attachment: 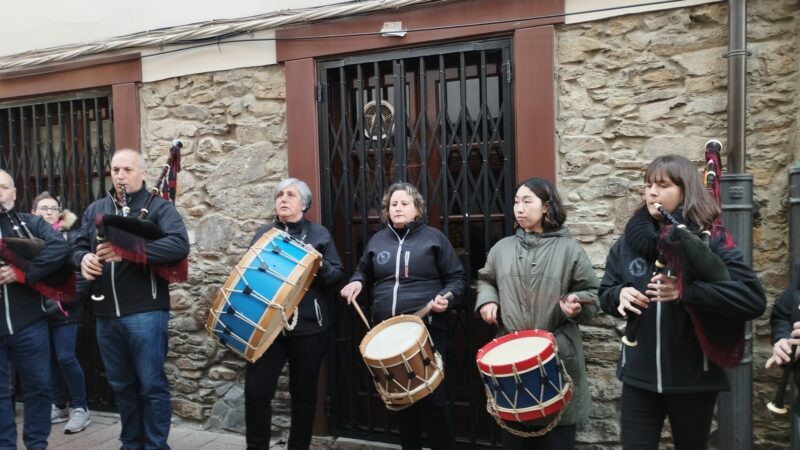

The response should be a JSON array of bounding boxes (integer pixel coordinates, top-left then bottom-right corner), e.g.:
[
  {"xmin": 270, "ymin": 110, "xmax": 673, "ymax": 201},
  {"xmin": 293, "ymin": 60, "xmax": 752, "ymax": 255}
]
[
  {"xmin": 556, "ymin": 0, "xmax": 798, "ymax": 448},
  {"xmin": 139, "ymin": 66, "xmax": 292, "ymax": 442}
]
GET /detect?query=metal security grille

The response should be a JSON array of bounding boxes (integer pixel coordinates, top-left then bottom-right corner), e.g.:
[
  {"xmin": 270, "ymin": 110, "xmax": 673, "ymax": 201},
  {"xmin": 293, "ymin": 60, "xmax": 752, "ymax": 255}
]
[
  {"xmin": 0, "ymin": 90, "xmax": 115, "ymax": 410},
  {"xmin": 318, "ymin": 39, "xmax": 514, "ymax": 447},
  {"xmin": 0, "ymin": 90, "xmax": 113, "ymax": 212}
]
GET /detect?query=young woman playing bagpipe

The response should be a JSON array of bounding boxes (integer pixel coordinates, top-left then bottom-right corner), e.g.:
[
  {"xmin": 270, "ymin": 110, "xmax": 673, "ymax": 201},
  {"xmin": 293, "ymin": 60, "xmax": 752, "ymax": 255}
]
[{"xmin": 598, "ymin": 154, "xmax": 765, "ymax": 450}]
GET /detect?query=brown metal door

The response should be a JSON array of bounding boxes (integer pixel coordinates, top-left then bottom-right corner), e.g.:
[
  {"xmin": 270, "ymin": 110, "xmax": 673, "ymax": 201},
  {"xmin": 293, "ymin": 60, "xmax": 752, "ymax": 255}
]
[{"xmin": 318, "ymin": 39, "xmax": 514, "ymax": 448}]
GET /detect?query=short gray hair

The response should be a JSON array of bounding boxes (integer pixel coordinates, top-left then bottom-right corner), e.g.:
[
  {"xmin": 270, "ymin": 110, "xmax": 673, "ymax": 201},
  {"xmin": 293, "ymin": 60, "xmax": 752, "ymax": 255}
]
[
  {"xmin": 275, "ymin": 178, "xmax": 312, "ymax": 212},
  {"xmin": 0, "ymin": 170, "xmax": 14, "ymax": 188},
  {"xmin": 112, "ymin": 149, "xmax": 146, "ymax": 169}
]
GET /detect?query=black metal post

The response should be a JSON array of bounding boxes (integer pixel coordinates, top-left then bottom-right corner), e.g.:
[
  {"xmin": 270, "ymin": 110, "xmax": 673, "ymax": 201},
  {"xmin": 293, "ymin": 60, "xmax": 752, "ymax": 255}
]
[
  {"xmin": 718, "ymin": 0, "xmax": 751, "ymax": 448},
  {"xmin": 718, "ymin": 173, "xmax": 753, "ymax": 449}
]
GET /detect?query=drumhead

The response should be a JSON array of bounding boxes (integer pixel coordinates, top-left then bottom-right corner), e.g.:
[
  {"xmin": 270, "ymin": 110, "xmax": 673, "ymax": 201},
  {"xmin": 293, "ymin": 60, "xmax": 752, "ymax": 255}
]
[
  {"xmin": 480, "ymin": 336, "xmax": 550, "ymax": 366},
  {"xmin": 364, "ymin": 321, "xmax": 424, "ymax": 359}
]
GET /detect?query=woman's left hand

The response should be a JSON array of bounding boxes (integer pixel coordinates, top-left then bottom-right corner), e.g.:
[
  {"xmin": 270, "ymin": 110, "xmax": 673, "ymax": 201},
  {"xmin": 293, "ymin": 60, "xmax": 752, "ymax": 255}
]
[
  {"xmin": 645, "ymin": 273, "xmax": 679, "ymax": 302},
  {"xmin": 559, "ymin": 294, "xmax": 582, "ymax": 318},
  {"xmin": 429, "ymin": 294, "xmax": 450, "ymax": 313}
]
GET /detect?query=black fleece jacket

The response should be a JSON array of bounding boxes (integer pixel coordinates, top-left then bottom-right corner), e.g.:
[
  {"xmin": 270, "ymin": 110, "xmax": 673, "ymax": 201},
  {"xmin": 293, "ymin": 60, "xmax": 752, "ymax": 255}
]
[
  {"xmin": 348, "ymin": 219, "xmax": 465, "ymax": 330},
  {"xmin": 71, "ymin": 186, "xmax": 190, "ymax": 317},
  {"xmin": 250, "ymin": 219, "xmax": 345, "ymax": 336},
  {"xmin": 0, "ymin": 211, "xmax": 71, "ymax": 336},
  {"xmin": 599, "ymin": 211, "xmax": 765, "ymax": 393}
]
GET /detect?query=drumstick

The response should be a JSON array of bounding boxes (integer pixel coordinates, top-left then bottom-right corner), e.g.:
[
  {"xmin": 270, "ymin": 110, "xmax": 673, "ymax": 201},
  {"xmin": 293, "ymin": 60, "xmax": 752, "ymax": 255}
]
[
  {"xmin": 412, "ymin": 292, "xmax": 453, "ymax": 318},
  {"xmin": 350, "ymin": 300, "xmax": 371, "ymax": 330}
]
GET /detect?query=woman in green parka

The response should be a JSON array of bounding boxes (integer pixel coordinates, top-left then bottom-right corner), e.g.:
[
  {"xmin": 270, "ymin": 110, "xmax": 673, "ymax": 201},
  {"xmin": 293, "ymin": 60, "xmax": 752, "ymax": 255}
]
[{"xmin": 476, "ymin": 177, "xmax": 599, "ymax": 450}]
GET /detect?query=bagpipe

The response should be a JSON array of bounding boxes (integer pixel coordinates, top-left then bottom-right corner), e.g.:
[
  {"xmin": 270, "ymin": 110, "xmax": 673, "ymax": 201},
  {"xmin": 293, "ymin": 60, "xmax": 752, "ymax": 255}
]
[
  {"xmin": 91, "ymin": 140, "xmax": 188, "ymax": 302},
  {"xmin": 0, "ymin": 203, "xmax": 76, "ymax": 301}
]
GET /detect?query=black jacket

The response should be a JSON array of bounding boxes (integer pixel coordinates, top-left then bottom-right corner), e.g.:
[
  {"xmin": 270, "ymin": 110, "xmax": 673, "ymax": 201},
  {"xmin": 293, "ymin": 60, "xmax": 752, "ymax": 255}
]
[
  {"xmin": 770, "ymin": 260, "xmax": 800, "ymax": 393},
  {"xmin": 250, "ymin": 219, "xmax": 344, "ymax": 336},
  {"xmin": 349, "ymin": 219, "xmax": 465, "ymax": 329},
  {"xmin": 599, "ymin": 213, "xmax": 765, "ymax": 394},
  {"xmin": 72, "ymin": 186, "xmax": 190, "ymax": 317},
  {"xmin": 0, "ymin": 211, "xmax": 71, "ymax": 336}
]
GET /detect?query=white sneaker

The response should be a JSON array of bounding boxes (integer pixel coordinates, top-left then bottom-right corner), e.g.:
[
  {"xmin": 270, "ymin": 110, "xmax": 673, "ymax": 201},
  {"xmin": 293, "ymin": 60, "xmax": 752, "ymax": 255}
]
[
  {"xmin": 64, "ymin": 407, "xmax": 92, "ymax": 434},
  {"xmin": 50, "ymin": 405, "xmax": 69, "ymax": 424}
]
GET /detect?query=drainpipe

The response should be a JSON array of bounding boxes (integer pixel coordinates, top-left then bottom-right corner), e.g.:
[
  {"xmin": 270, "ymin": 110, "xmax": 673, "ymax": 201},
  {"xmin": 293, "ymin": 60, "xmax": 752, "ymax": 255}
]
[{"xmin": 717, "ymin": 1, "xmax": 753, "ymax": 449}]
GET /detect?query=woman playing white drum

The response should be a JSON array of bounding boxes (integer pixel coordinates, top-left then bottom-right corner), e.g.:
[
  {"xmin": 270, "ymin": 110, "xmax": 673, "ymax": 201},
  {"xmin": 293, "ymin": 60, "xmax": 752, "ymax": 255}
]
[
  {"xmin": 244, "ymin": 178, "xmax": 344, "ymax": 450},
  {"xmin": 476, "ymin": 177, "xmax": 599, "ymax": 450},
  {"xmin": 340, "ymin": 182, "xmax": 465, "ymax": 450}
]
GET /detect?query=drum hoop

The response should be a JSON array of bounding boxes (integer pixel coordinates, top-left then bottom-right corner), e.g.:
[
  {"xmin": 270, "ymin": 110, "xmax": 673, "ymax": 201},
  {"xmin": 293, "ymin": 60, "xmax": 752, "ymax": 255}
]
[
  {"xmin": 476, "ymin": 329, "xmax": 557, "ymax": 375},
  {"xmin": 359, "ymin": 314, "xmax": 429, "ymax": 363},
  {"xmin": 372, "ymin": 351, "xmax": 445, "ymax": 409}
]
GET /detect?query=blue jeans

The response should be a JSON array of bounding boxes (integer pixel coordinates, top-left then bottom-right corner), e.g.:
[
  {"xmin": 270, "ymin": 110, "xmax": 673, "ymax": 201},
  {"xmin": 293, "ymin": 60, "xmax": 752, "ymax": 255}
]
[
  {"xmin": 97, "ymin": 310, "xmax": 171, "ymax": 450},
  {"xmin": 50, "ymin": 323, "xmax": 87, "ymax": 409},
  {"xmin": 0, "ymin": 319, "xmax": 51, "ymax": 450}
]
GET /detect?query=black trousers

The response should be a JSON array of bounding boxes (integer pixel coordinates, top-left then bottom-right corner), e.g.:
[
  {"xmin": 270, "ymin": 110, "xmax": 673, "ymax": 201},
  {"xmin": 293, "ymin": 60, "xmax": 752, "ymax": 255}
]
[
  {"xmin": 621, "ymin": 383, "xmax": 718, "ymax": 450},
  {"xmin": 245, "ymin": 331, "xmax": 329, "ymax": 450},
  {"xmin": 397, "ymin": 327, "xmax": 453, "ymax": 450},
  {"xmin": 501, "ymin": 424, "xmax": 576, "ymax": 450}
]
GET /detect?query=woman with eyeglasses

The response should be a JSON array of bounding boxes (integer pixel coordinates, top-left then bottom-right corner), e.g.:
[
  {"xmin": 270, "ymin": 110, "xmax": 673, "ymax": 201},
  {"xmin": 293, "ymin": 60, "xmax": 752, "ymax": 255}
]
[{"xmin": 31, "ymin": 192, "xmax": 92, "ymax": 434}]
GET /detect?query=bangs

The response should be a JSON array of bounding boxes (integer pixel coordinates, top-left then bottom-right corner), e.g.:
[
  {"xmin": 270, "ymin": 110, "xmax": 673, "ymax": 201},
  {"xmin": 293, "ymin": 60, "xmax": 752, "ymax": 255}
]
[{"xmin": 644, "ymin": 161, "xmax": 677, "ymax": 185}]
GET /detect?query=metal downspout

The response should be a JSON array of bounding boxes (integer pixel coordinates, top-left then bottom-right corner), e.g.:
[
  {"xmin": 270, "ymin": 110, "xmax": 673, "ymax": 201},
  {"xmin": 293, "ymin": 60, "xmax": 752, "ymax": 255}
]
[{"xmin": 718, "ymin": 1, "xmax": 753, "ymax": 449}]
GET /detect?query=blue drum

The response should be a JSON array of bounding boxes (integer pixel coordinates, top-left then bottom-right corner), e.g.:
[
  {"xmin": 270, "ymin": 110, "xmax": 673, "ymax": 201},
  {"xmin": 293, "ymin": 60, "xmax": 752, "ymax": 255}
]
[{"xmin": 206, "ymin": 228, "xmax": 321, "ymax": 362}]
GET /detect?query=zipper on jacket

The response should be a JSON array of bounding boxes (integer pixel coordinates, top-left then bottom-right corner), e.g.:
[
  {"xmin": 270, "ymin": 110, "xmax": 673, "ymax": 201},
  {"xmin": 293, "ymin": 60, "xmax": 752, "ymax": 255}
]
[
  {"xmin": 656, "ymin": 302, "xmax": 663, "ymax": 393},
  {"xmin": 111, "ymin": 262, "xmax": 121, "ymax": 317},
  {"xmin": 4, "ymin": 285, "xmax": 12, "ymax": 335},
  {"xmin": 314, "ymin": 298, "xmax": 323, "ymax": 327},
  {"xmin": 389, "ymin": 227, "xmax": 409, "ymax": 317},
  {"xmin": 150, "ymin": 271, "xmax": 157, "ymax": 301},
  {"xmin": 703, "ymin": 354, "xmax": 709, "ymax": 371}
]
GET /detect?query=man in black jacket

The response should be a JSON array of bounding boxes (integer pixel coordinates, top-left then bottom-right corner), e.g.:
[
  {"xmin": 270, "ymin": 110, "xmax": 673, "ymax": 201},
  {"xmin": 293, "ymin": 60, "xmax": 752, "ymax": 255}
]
[
  {"xmin": 0, "ymin": 170, "xmax": 71, "ymax": 450},
  {"xmin": 72, "ymin": 149, "xmax": 189, "ymax": 450}
]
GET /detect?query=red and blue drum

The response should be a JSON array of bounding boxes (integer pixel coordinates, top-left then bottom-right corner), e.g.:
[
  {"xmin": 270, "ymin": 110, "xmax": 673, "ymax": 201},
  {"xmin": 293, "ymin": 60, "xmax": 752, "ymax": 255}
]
[
  {"xmin": 476, "ymin": 329, "xmax": 572, "ymax": 423},
  {"xmin": 206, "ymin": 228, "xmax": 321, "ymax": 362}
]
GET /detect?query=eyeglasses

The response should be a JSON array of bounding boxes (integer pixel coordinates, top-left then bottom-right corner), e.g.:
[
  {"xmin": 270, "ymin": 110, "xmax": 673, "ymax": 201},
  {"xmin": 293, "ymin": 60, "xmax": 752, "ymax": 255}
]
[{"xmin": 37, "ymin": 206, "xmax": 61, "ymax": 213}]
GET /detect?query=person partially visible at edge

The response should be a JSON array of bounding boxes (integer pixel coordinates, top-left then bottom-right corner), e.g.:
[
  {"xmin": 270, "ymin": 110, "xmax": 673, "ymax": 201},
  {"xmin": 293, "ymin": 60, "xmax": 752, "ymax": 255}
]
[
  {"xmin": 475, "ymin": 177, "xmax": 599, "ymax": 450},
  {"xmin": 0, "ymin": 170, "xmax": 71, "ymax": 450},
  {"xmin": 598, "ymin": 154, "xmax": 765, "ymax": 450},
  {"xmin": 340, "ymin": 182, "xmax": 465, "ymax": 450},
  {"xmin": 244, "ymin": 178, "xmax": 345, "ymax": 450},
  {"xmin": 766, "ymin": 260, "xmax": 800, "ymax": 421},
  {"xmin": 31, "ymin": 192, "xmax": 92, "ymax": 435},
  {"xmin": 72, "ymin": 149, "xmax": 190, "ymax": 450}
]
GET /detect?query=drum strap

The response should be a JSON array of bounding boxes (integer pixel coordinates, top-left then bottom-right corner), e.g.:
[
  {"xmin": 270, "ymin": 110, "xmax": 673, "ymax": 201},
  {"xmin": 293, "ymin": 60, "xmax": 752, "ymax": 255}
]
[{"xmin": 275, "ymin": 220, "xmax": 311, "ymax": 243}]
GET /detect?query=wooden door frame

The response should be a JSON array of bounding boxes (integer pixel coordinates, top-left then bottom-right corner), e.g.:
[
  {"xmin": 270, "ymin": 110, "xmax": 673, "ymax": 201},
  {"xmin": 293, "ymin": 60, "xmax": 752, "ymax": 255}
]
[
  {"xmin": 279, "ymin": 0, "xmax": 562, "ymax": 224},
  {"xmin": 0, "ymin": 53, "xmax": 143, "ymax": 151}
]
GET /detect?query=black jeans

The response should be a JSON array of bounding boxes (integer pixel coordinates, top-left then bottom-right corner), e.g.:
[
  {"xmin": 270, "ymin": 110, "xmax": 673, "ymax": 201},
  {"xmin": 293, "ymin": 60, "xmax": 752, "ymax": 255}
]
[
  {"xmin": 621, "ymin": 383, "xmax": 718, "ymax": 450},
  {"xmin": 397, "ymin": 326, "xmax": 453, "ymax": 450},
  {"xmin": 245, "ymin": 331, "xmax": 329, "ymax": 450},
  {"xmin": 501, "ymin": 424, "xmax": 576, "ymax": 450}
]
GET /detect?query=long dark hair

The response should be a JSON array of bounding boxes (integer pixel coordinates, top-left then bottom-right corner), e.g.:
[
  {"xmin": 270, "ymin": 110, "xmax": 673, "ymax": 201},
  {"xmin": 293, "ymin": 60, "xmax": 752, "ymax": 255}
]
[
  {"xmin": 515, "ymin": 177, "xmax": 566, "ymax": 232},
  {"xmin": 644, "ymin": 154, "xmax": 720, "ymax": 229}
]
